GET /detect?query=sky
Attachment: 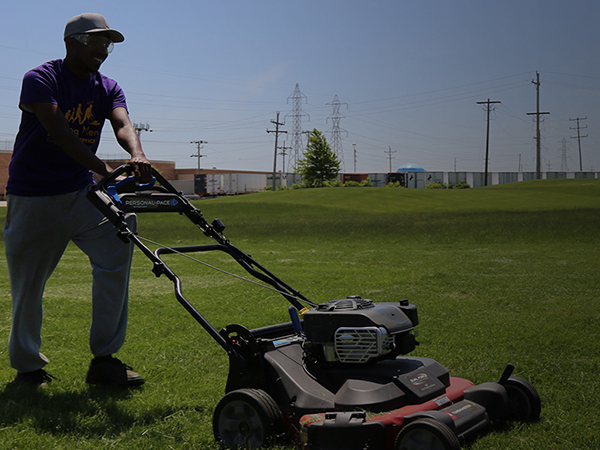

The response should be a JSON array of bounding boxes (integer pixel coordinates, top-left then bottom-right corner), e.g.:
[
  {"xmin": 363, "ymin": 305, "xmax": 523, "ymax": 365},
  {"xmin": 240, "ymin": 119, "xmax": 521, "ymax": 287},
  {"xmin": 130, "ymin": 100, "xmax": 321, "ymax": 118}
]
[{"xmin": 1, "ymin": 0, "xmax": 599, "ymax": 174}]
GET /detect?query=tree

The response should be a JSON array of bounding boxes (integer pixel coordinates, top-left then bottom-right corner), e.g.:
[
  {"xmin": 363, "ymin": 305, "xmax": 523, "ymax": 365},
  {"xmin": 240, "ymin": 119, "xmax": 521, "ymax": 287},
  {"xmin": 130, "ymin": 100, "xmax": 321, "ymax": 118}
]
[{"xmin": 297, "ymin": 129, "xmax": 341, "ymax": 187}]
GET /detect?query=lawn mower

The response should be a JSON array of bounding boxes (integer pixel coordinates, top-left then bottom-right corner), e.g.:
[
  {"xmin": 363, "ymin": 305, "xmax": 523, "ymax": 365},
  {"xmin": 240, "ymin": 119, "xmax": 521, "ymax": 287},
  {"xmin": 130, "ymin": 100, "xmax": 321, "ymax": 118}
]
[{"xmin": 88, "ymin": 164, "xmax": 541, "ymax": 450}]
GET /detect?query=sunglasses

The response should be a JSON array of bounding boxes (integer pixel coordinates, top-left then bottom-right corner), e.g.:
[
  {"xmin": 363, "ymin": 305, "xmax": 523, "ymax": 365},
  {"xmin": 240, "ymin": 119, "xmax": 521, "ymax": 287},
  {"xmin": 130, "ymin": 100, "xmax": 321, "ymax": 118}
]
[{"xmin": 72, "ymin": 34, "xmax": 114, "ymax": 54}]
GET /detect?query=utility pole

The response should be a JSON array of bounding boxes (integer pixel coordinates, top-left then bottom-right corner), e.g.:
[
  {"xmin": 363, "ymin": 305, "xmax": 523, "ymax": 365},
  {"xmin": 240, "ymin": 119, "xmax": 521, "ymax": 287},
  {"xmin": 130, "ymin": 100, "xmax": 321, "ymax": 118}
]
[
  {"xmin": 133, "ymin": 122, "xmax": 152, "ymax": 139},
  {"xmin": 267, "ymin": 112, "xmax": 286, "ymax": 191},
  {"xmin": 569, "ymin": 117, "xmax": 588, "ymax": 172},
  {"xmin": 353, "ymin": 143, "xmax": 357, "ymax": 173},
  {"xmin": 385, "ymin": 146, "xmax": 396, "ymax": 173},
  {"xmin": 278, "ymin": 140, "xmax": 292, "ymax": 187},
  {"xmin": 527, "ymin": 72, "xmax": 550, "ymax": 180},
  {"xmin": 477, "ymin": 99, "xmax": 501, "ymax": 186},
  {"xmin": 190, "ymin": 140, "xmax": 207, "ymax": 174}
]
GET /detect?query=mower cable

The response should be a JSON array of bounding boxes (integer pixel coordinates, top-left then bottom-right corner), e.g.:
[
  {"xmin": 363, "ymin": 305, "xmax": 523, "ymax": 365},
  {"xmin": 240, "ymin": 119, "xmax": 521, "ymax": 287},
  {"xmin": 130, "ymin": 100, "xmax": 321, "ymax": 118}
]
[{"xmin": 137, "ymin": 235, "xmax": 313, "ymax": 307}]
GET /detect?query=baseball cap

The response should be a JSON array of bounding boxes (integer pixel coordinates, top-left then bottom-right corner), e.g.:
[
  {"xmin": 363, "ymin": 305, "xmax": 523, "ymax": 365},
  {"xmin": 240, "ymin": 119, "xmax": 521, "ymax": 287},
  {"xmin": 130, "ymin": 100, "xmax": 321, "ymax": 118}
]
[{"xmin": 64, "ymin": 13, "xmax": 124, "ymax": 43}]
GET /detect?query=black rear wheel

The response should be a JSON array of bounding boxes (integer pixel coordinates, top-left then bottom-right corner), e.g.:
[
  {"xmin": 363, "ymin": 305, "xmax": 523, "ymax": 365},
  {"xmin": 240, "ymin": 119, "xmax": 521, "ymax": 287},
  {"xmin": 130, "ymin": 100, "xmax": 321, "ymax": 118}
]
[
  {"xmin": 395, "ymin": 418, "xmax": 461, "ymax": 450},
  {"xmin": 213, "ymin": 388, "xmax": 284, "ymax": 449},
  {"xmin": 505, "ymin": 376, "xmax": 541, "ymax": 422}
]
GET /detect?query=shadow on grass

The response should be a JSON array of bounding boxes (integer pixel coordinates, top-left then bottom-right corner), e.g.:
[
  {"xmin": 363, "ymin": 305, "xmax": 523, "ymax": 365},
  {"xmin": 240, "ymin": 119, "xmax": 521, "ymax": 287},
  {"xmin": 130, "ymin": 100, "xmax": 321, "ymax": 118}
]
[
  {"xmin": 460, "ymin": 417, "xmax": 542, "ymax": 449},
  {"xmin": 0, "ymin": 382, "xmax": 205, "ymax": 439}
]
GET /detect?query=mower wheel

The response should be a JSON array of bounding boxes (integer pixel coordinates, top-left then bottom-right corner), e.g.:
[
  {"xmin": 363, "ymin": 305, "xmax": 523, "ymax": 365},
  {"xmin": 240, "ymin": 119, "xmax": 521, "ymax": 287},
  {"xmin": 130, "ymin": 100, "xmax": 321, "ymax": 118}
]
[
  {"xmin": 504, "ymin": 376, "xmax": 541, "ymax": 422},
  {"xmin": 213, "ymin": 388, "xmax": 284, "ymax": 449},
  {"xmin": 395, "ymin": 418, "xmax": 460, "ymax": 450}
]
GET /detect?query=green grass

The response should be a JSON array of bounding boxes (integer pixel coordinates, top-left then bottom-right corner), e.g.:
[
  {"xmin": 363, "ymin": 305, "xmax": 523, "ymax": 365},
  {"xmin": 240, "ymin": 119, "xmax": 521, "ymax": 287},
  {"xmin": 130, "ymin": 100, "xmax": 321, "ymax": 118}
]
[{"xmin": 0, "ymin": 179, "xmax": 599, "ymax": 449}]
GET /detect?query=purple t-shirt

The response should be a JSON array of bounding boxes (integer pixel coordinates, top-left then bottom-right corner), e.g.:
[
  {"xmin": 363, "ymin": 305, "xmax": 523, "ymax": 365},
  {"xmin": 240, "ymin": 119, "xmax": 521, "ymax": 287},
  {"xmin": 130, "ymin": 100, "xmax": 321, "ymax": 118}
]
[{"xmin": 7, "ymin": 59, "xmax": 127, "ymax": 196}]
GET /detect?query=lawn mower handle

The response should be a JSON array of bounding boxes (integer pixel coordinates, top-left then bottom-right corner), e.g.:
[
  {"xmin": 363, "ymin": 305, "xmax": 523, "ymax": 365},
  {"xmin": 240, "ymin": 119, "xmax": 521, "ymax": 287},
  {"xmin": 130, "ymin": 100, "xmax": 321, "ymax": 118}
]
[
  {"xmin": 88, "ymin": 165, "xmax": 243, "ymax": 359},
  {"xmin": 89, "ymin": 163, "xmax": 218, "ymax": 238},
  {"xmin": 89, "ymin": 164, "xmax": 314, "ymax": 310},
  {"xmin": 87, "ymin": 164, "xmax": 316, "ymax": 364}
]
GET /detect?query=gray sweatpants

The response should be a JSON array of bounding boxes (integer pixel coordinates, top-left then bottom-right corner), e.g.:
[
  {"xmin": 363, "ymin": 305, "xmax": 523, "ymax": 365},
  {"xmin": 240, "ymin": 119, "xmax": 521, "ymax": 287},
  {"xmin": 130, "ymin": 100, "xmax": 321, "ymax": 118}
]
[{"xmin": 4, "ymin": 186, "xmax": 136, "ymax": 373}]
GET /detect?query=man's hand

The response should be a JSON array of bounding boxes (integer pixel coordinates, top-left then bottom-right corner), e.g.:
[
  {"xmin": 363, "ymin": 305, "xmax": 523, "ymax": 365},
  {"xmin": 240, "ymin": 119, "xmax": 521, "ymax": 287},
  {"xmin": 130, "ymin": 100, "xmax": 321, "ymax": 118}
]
[
  {"xmin": 128, "ymin": 155, "xmax": 152, "ymax": 184},
  {"xmin": 110, "ymin": 107, "xmax": 152, "ymax": 183}
]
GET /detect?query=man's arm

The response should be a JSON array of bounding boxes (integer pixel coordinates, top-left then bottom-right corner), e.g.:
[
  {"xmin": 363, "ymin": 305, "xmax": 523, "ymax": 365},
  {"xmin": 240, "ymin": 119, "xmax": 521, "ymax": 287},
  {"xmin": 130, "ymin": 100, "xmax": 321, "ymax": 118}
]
[
  {"xmin": 29, "ymin": 102, "xmax": 112, "ymax": 177},
  {"xmin": 109, "ymin": 107, "xmax": 152, "ymax": 183}
]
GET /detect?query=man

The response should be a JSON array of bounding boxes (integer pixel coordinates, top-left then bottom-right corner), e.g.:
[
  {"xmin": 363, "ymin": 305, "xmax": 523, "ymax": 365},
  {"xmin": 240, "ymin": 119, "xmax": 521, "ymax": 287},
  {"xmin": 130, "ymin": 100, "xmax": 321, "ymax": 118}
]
[{"xmin": 4, "ymin": 13, "xmax": 151, "ymax": 387}]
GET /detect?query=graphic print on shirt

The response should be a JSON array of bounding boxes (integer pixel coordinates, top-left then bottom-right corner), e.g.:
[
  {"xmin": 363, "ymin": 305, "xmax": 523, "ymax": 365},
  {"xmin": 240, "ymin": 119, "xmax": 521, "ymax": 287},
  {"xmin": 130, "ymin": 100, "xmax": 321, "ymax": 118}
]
[{"xmin": 64, "ymin": 101, "xmax": 102, "ymax": 145}]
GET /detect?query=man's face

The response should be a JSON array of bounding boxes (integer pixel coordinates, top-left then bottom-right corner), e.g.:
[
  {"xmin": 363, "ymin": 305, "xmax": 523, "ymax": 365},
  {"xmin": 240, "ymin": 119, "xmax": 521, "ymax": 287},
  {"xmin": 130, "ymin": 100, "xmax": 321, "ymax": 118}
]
[{"xmin": 67, "ymin": 33, "xmax": 112, "ymax": 75}]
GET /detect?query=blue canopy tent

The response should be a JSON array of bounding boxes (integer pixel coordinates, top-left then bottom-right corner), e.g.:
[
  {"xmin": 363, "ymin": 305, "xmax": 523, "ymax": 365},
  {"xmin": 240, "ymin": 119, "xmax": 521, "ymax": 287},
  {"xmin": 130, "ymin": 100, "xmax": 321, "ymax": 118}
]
[{"xmin": 397, "ymin": 163, "xmax": 425, "ymax": 173}]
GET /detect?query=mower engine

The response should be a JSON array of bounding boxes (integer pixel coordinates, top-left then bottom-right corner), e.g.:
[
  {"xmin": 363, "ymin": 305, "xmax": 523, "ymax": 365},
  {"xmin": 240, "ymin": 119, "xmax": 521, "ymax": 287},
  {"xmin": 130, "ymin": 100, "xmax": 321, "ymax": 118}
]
[{"xmin": 302, "ymin": 296, "xmax": 419, "ymax": 365}]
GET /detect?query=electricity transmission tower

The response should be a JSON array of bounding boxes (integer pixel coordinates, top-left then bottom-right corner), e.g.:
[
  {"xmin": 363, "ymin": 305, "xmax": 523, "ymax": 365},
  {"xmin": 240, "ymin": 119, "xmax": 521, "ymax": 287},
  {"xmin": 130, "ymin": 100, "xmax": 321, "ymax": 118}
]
[
  {"xmin": 559, "ymin": 137, "xmax": 570, "ymax": 172},
  {"xmin": 285, "ymin": 84, "xmax": 309, "ymax": 173},
  {"xmin": 569, "ymin": 117, "xmax": 587, "ymax": 171},
  {"xmin": 527, "ymin": 72, "xmax": 550, "ymax": 179},
  {"xmin": 477, "ymin": 99, "xmax": 501, "ymax": 186},
  {"xmin": 326, "ymin": 95, "xmax": 348, "ymax": 170}
]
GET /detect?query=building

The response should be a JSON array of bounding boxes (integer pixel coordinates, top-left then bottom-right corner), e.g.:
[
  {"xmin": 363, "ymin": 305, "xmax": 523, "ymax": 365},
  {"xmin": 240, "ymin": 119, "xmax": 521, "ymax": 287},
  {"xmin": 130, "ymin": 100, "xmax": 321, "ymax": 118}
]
[
  {"xmin": 343, "ymin": 170, "xmax": 599, "ymax": 189},
  {"xmin": 1, "ymin": 150, "xmax": 11, "ymax": 200},
  {"xmin": 1, "ymin": 151, "xmax": 598, "ymax": 200},
  {"xmin": 0, "ymin": 152, "xmax": 277, "ymax": 199}
]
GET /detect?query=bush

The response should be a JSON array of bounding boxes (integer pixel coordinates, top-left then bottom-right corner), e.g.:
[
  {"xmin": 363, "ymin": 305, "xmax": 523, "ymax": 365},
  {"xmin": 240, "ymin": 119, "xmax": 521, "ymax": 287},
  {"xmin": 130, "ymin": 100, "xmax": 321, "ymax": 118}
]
[
  {"xmin": 343, "ymin": 180, "xmax": 360, "ymax": 187},
  {"xmin": 324, "ymin": 179, "xmax": 342, "ymax": 188},
  {"xmin": 426, "ymin": 182, "xmax": 446, "ymax": 189},
  {"xmin": 454, "ymin": 182, "xmax": 471, "ymax": 189},
  {"xmin": 385, "ymin": 181, "xmax": 404, "ymax": 188}
]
